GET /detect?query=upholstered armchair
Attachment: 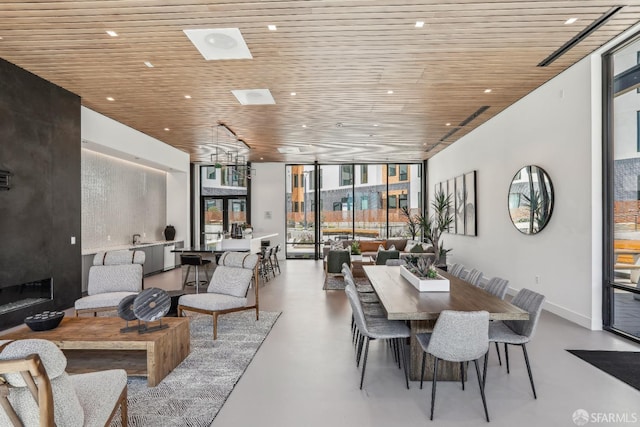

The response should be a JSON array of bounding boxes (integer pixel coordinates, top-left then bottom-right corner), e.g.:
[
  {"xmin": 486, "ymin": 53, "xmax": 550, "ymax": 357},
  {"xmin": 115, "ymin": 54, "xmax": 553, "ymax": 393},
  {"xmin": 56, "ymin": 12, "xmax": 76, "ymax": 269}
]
[
  {"xmin": 0, "ymin": 339, "xmax": 127, "ymax": 426},
  {"xmin": 178, "ymin": 252, "xmax": 259, "ymax": 340},
  {"xmin": 75, "ymin": 249, "xmax": 145, "ymax": 317},
  {"xmin": 324, "ymin": 250, "xmax": 351, "ymax": 287}
]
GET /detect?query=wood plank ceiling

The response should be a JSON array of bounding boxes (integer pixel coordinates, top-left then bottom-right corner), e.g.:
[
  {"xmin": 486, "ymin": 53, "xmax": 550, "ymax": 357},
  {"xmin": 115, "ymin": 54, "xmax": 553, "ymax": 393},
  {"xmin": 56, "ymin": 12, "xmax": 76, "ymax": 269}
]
[{"xmin": 1, "ymin": 1, "xmax": 640, "ymax": 164}]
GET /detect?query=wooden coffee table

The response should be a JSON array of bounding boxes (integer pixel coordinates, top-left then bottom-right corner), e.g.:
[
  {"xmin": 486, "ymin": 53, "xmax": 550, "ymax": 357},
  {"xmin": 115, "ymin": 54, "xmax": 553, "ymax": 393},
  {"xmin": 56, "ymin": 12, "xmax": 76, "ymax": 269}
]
[{"xmin": 0, "ymin": 317, "xmax": 190, "ymax": 387}]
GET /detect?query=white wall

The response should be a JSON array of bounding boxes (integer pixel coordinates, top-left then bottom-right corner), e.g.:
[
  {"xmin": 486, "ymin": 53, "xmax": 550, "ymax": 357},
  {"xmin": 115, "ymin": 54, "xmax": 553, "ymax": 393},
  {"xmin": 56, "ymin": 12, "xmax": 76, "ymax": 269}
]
[
  {"xmin": 429, "ymin": 57, "xmax": 599, "ymax": 329},
  {"xmin": 81, "ymin": 107, "xmax": 191, "ymax": 247},
  {"xmin": 252, "ymin": 163, "xmax": 286, "ymax": 258}
]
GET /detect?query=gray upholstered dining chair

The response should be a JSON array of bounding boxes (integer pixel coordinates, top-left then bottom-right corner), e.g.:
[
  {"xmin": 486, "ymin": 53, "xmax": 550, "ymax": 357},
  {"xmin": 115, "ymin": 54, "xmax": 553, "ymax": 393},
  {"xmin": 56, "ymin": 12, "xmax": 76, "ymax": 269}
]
[
  {"xmin": 483, "ymin": 288, "xmax": 545, "ymax": 399},
  {"xmin": 342, "ymin": 263, "xmax": 377, "ymax": 302},
  {"xmin": 416, "ymin": 310, "xmax": 490, "ymax": 422},
  {"xmin": 466, "ymin": 268, "xmax": 484, "ymax": 287},
  {"xmin": 385, "ymin": 258, "xmax": 406, "ymax": 266},
  {"xmin": 449, "ymin": 263, "xmax": 465, "ymax": 277},
  {"xmin": 484, "ymin": 277, "xmax": 509, "ymax": 300},
  {"xmin": 74, "ymin": 249, "xmax": 145, "ymax": 317},
  {"xmin": 178, "ymin": 251, "xmax": 259, "ymax": 340},
  {"xmin": 0, "ymin": 339, "xmax": 127, "ymax": 427},
  {"xmin": 345, "ymin": 283, "xmax": 410, "ymax": 390}
]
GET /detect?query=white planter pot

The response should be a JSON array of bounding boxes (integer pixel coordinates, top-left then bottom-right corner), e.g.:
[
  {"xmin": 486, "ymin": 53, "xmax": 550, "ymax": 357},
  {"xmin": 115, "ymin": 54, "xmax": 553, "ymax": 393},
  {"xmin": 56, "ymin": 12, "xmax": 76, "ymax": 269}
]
[
  {"xmin": 400, "ymin": 265, "xmax": 450, "ymax": 292},
  {"xmin": 351, "ymin": 255, "xmax": 362, "ymax": 261}
]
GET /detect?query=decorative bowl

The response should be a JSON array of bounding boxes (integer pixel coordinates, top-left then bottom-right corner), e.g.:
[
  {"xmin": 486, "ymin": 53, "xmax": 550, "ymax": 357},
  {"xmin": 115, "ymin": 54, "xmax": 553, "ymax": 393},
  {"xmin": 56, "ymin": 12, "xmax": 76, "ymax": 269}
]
[{"xmin": 25, "ymin": 311, "xmax": 65, "ymax": 331}]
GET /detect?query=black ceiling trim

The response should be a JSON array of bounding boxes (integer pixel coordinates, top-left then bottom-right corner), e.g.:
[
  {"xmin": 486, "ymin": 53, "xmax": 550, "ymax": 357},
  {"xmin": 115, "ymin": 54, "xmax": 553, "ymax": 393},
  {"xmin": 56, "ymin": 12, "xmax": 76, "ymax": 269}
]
[
  {"xmin": 538, "ymin": 6, "xmax": 624, "ymax": 67},
  {"xmin": 428, "ymin": 105, "xmax": 491, "ymax": 151}
]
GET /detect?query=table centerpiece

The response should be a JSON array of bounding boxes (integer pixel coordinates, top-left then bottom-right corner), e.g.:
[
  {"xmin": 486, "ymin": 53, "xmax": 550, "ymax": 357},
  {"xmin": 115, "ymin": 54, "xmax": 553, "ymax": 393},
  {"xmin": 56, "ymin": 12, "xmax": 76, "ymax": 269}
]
[{"xmin": 400, "ymin": 256, "xmax": 450, "ymax": 292}]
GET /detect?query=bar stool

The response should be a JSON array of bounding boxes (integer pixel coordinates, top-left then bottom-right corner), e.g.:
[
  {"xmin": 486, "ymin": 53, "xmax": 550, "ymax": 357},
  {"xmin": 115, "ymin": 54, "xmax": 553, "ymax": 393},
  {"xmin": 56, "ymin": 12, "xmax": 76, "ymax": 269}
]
[
  {"xmin": 271, "ymin": 244, "xmax": 281, "ymax": 275},
  {"xmin": 181, "ymin": 254, "xmax": 212, "ymax": 294}
]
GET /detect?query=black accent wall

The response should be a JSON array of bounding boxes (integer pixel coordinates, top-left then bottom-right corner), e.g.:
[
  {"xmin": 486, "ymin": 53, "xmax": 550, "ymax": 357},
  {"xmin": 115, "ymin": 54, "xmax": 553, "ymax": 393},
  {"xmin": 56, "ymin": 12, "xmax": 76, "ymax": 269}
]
[{"xmin": 0, "ymin": 58, "xmax": 81, "ymax": 328}]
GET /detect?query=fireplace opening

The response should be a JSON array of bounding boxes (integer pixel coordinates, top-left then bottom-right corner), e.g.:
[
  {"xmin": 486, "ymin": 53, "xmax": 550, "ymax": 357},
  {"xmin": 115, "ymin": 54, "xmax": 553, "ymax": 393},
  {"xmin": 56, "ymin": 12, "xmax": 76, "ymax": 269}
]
[{"xmin": 0, "ymin": 278, "xmax": 53, "ymax": 315}]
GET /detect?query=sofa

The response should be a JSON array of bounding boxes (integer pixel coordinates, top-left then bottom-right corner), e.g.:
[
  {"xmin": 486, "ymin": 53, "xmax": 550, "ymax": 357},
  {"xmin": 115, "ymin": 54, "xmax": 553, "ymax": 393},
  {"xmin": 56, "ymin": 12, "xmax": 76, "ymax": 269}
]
[{"xmin": 322, "ymin": 238, "xmax": 436, "ymax": 263}]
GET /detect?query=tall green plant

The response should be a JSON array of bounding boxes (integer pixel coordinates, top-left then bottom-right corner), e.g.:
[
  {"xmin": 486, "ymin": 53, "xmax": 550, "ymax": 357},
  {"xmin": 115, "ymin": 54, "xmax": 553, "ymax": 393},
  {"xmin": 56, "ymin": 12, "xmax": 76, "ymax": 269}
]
[
  {"xmin": 419, "ymin": 190, "xmax": 454, "ymax": 264},
  {"xmin": 400, "ymin": 206, "xmax": 420, "ymax": 240}
]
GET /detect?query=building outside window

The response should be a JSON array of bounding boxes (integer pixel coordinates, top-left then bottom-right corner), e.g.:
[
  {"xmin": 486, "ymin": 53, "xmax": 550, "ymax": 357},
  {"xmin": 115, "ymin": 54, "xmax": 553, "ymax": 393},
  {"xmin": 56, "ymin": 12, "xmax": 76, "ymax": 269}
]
[
  {"xmin": 389, "ymin": 164, "xmax": 397, "ymax": 176},
  {"xmin": 361, "ymin": 195, "xmax": 369, "ymax": 210},
  {"xmin": 399, "ymin": 165, "xmax": 408, "ymax": 181},
  {"xmin": 361, "ymin": 165, "xmax": 368, "ymax": 184},
  {"xmin": 399, "ymin": 193, "xmax": 408, "ymax": 209},
  {"xmin": 388, "ymin": 195, "xmax": 397, "ymax": 209},
  {"xmin": 293, "ymin": 174, "xmax": 299, "ymax": 188},
  {"xmin": 340, "ymin": 165, "xmax": 353, "ymax": 186}
]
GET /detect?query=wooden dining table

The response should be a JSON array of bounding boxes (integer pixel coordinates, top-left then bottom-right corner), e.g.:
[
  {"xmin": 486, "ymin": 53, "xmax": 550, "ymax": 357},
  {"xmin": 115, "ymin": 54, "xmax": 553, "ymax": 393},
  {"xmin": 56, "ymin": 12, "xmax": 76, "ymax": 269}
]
[{"xmin": 363, "ymin": 265, "xmax": 529, "ymax": 381}]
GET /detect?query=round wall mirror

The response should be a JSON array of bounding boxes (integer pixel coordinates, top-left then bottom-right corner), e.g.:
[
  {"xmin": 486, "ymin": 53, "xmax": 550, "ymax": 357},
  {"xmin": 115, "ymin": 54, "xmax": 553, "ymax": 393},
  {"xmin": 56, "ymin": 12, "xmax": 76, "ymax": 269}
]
[{"xmin": 508, "ymin": 165, "xmax": 554, "ymax": 234}]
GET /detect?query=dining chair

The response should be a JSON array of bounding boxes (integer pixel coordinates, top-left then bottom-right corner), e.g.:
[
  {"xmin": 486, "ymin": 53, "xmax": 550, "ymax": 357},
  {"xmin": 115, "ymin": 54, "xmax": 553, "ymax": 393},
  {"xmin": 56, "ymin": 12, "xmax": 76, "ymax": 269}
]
[
  {"xmin": 416, "ymin": 310, "xmax": 490, "ymax": 422},
  {"xmin": 342, "ymin": 263, "xmax": 375, "ymax": 296},
  {"xmin": 385, "ymin": 258, "xmax": 406, "ymax": 266},
  {"xmin": 449, "ymin": 263, "xmax": 465, "ymax": 277},
  {"xmin": 466, "ymin": 269, "xmax": 484, "ymax": 287},
  {"xmin": 483, "ymin": 288, "xmax": 545, "ymax": 399},
  {"xmin": 483, "ymin": 277, "xmax": 510, "ymax": 365},
  {"xmin": 344, "ymin": 283, "xmax": 410, "ymax": 390}
]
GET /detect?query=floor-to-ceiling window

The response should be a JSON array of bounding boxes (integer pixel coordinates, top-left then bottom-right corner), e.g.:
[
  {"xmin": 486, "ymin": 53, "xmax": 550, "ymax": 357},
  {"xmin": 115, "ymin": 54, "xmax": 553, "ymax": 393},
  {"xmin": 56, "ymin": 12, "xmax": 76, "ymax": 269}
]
[
  {"xmin": 285, "ymin": 163, "xmax": 422, "ymax": 259},
  {"xmin": 200, "ymin": 165, "xmax": 248, "ymax": 245},
  {"xmin": 604, "ymin": 34, "xmax": 640, "ymax": 342}
]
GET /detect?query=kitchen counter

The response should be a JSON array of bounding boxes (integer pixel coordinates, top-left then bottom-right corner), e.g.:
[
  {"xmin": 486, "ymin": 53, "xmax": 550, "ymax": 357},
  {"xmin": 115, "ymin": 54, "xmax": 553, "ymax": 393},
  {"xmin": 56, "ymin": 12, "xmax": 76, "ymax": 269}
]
[{"xmin": 82, "ymin": 240, "xmax": 181, "ymax": 256}]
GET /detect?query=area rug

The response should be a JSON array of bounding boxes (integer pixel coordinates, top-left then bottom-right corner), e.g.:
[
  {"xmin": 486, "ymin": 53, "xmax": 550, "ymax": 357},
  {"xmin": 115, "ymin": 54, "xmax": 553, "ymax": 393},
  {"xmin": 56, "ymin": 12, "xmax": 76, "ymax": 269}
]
[
  {"xmin": 110, "ymin": 310, "xmax": 281, "ymax": 427},
  {"xmin": 567, "ymin": 350, "xmax": 640, "ymax": 391},
  {"xmin": 324, "ymin": 276, "xmax": 370, "ymax": 290}
]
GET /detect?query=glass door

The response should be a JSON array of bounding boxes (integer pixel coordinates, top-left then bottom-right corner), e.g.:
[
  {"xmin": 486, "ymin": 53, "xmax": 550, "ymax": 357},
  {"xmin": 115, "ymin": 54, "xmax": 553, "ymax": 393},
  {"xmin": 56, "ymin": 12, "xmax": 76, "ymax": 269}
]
[
  {"xmin": 285, "ymin": 165, "xmax": 317, "ymax": 258},
  {"xmin": 201, "ymin": 197, "xmax": 246, "ymax": 244},
  {"xmin": 604, "ymin": 37, "xmax": 640, "ymax": 341}
]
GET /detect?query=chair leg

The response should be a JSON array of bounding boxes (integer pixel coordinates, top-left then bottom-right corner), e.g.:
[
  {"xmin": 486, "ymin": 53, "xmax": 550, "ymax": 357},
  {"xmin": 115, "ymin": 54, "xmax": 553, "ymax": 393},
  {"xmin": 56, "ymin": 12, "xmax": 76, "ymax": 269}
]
[
  {"xmin": 420, "ymin": 352, "xmax": 426, "ymax": 390},
  {"xmin": 460, "ymin": 362, "xmax": 465, "ymax": 390},
  {"xmin": 399, "ymin": 339, "xmax": 409, "ymax": 389},
  {"xmin": 474, "ymin": 359, "xmax": 490, "ymax": 422},
  {"xmin": 120, "ymin": 387, "xmax": 128, "ymax": 425},
  {"xmin": 521, "ymin": 344, "xmax": 537, "ymax": 399},
  {"xmin": 182, "ymin": 265, "xmax": 191, "ymax": 289},
  {"xmin": 357, "ymin": 334, "xmax": 365, "ymax": 366},
  {"xmin": 430, "ymin": 357, "xmax": 439, "ymax": 421},
  {"xmin": 495, "ymin": 342, "xmax": 502, "ymax": 366},
  {"xmin": 504, "ymin": 343, "xmax": 510, "ymax": 373},
  {"xmin": 255, "ymin": 306, "xmax": 259, "ymax": 321},
  {"xmin": 359, "ymin": 337, "xmax": 370, "ymax": 390},
  {"xmin": 482, "ymin": 352, "xmax": 488, "ymax": 388},
  {"xmin": 213, "ymin": 313, "xmax": 218, "ymax": 340}
]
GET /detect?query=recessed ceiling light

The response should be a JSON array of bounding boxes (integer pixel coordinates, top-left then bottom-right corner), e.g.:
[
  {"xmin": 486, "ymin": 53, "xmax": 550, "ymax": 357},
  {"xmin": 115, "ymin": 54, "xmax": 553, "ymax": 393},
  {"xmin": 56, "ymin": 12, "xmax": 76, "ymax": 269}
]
[
  {"xmin": 373, "ymin": 123, "xmax": 379, "ymax": 127},
  {"xmin": 0, "ymin": 37, "xmax": 3, "ymax": 40},
  {"xmin": 268, "ymin": 25, "xmax": 277, "ymax": 31},
  {"xmin": 184, "ymin": 95, "xmax": 192, "ymax": 99},
  {"xmin": 484, "ymin": 88, "xmax": 492, "ymax": 93},
  {"xmin": 164, "ymin": 128, "xmax": 170, "ymax": 131},
  {"xmin": 446, "ymin": 122, "xmax": 451, "ymax": 126},
  {"xmin": 183, "ymin": 28, "xmax": 252, "ymax": 60},
  {"xmin": 144, "ymin": 61, "xmax": 154, "ymax": 68},
  {"xmin": 260, "ymin": 157, "xmax": 264, "ymax": 160},
  {"xmin": 106, "ymin": 97, "xmax": 115, "ymax": 101},
  {"xmin": 565, "ymin": 17, "xmax": 578, "ymax": 25},
  {"xmin": 106, "ymin": 30, "xmax": 118, "ymax": 37},
  {"xmin": 387, "ymin": 90, "xmax": 394, "ymax": 94},
  {"xmin": 302, "ymin": 124, "xmax": 307, "ymax": 128},
  {"xmin": 291, "ymin": 92, "xmax": 296, "ymax": 96},
  {"xmin": 231, "ymin": 88, "xmax": 276, "ymax": 105},
  {"xmin": 415, "ymin": 21, "xmax": 425, "ymax": 28}
]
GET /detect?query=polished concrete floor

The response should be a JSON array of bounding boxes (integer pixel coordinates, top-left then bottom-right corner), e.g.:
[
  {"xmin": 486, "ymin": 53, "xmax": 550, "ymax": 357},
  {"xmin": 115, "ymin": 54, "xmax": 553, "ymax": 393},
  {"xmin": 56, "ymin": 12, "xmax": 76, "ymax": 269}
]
[{"xmin": 147, "ymin": 260, "xmax": 640, "ymax": 427}]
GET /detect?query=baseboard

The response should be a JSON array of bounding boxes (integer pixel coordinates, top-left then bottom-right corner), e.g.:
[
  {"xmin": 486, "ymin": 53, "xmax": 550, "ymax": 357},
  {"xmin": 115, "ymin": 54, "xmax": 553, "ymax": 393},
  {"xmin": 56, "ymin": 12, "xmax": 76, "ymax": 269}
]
[{"xmin": 506, "ymin": 287, "xmax": 596, "ymax": 330}]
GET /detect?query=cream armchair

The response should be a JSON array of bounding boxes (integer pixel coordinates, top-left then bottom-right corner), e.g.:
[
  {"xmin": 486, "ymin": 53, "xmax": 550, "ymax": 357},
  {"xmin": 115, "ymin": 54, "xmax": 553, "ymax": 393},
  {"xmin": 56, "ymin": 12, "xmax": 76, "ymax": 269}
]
[
  {"xmin": 0, "ymin": 338, "xmax": 127, "ymax": 426},
  {"xmin": 178, "ymin": 252, "xmax": 259, "ymax": 340},
  {"xmin": 75, "ymin": 249, "xmax": 145, "ymax": 316}
]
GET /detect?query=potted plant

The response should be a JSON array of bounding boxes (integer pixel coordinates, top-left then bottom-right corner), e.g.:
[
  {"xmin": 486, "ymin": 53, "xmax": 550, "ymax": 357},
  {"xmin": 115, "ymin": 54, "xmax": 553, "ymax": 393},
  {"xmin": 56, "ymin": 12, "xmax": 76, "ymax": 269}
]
[
  {"xmin": 401, "ymin": 256, "xmax": 450, "ymax": 292},
  {"xmin": 400, "ymin": 206, "xmax": 420, "ymax": 240},
  {"xmin": 350, "ymin": 241, "xmax": 362, "ymax": 260},
  {"xmin": 419, "ymin": 190, "xmax": 454, "ymax": 266}
]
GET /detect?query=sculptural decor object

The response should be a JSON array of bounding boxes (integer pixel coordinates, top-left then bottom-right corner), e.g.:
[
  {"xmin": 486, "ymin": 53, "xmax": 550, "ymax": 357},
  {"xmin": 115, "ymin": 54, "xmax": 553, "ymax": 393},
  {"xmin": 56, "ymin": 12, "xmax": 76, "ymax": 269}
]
[
  {"xmin": 164, "ymin": 225, "xmax": 176, "ymax": 240},
  {"xmin": 118, "ymin": 288, "xmax": 171, "ymax": 334}
]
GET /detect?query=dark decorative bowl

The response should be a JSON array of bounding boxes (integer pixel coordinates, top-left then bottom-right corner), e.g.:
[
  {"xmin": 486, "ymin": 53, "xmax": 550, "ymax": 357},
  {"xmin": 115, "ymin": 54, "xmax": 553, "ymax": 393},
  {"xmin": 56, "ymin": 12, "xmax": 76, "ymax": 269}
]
[{"xmin": 25, "ymin": 311, "xmax": 65, "ymax": 331}]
